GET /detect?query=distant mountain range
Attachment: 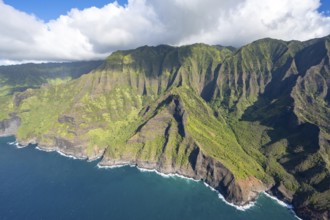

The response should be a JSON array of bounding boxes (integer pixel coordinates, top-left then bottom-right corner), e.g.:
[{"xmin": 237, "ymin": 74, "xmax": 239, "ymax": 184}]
[{"xmin": 0, "ymin": 35, "xmax": 329, "ymax": 219}]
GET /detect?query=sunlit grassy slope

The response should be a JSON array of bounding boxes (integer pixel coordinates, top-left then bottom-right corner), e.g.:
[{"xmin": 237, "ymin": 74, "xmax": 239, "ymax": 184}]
[{"xmin": 1, "ymin": 36, "xmax": 329, "ymax": 215}]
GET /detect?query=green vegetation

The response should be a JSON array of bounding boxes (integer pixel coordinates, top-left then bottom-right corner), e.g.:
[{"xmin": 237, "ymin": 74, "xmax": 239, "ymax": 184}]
[
  {"xmin": 0, "ymin": 61, "xmax": 102, "ymax": 121},
  {"xmin": 1, "ymin": 35, "xmax": 330, "ymax": 218},
  {"xmin": 176, "ymin": 86, "xmax": 266, "ymax": 179},
  {"xmin": 0, "ymin": 95, "xmax": 14, "ymax": 120}
]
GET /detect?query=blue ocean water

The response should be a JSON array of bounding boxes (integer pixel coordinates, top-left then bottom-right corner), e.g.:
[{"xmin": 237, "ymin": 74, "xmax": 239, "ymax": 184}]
[{"xmin": 0, "ymin": 136, "xmax": 297, "ymax": 220}]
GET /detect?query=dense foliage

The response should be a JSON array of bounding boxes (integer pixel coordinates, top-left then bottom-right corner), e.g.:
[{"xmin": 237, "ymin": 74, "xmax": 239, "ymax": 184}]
[{"xmin": 1, "ymin": 36, "xmax": 329, "ymax": 218}]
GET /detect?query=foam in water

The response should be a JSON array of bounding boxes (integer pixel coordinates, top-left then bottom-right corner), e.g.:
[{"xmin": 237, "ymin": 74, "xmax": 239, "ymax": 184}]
[
  {"xmin": 262, "ymin": 192, "xmax": 302, "ymax": 220},
  {"xmin": 137, "ymin": 167, "xmax": 254, "ymax": 211},
  {"xmin": 99, "ymin": 164, "xmax": 301, "ymax": 217},
  {"xmin": 263, "ymin": 192, "xmax": 293, "ymax": 209},
  {"xmin": 138, "ymin": 167, "xmax": 265, "ymax": 211},
  {"xmin": 7, "ymin": 141, "xmax": 26, "ymax": 149},
  {"xmin": 97, "ymin": 163, "xmax": 135, "ymax": 169},
  {"xmin": 35, "ymin": 146, "xmax": 55, "ymax": 153},
  {"xmin": 98, "ymin": 163, "xmax": 254, "ymax": 211},
  {"xmin": 35, "ymin": 145, "xmax": 85, "ymax": 160},
  {"xmin": 137, "ymin": 167, "xmax": 200, "ymax": 182},
  {"xmin": 203, "ymin": 182, "xmax": 255, "ymax": 211},
  {"xmin": 55, "ymin": 150, "xmax": 80, "ymax": 160},
  {"xmin": 138, "ymin": 167, "xmax": 181, "ymax": 179},
  {"xmin": 87, "ymin": 155, "xmax": 103, "ymax": 162},
  {"xmin": 6, "ymin": 139, "xmax": 300, "ymax": 218}
]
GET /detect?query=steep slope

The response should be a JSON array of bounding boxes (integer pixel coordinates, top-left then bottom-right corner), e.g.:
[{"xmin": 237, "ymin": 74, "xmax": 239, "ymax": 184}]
[
  {"xmin": 3, "ymin": 44, "xmax": 267, "ymax": 204},
  {"xmin": 210, "ymin": 36, "xmax": 330, "ymax": 219},
  {"xmin": 0, "ymin": 61, "xmax": 103, "ymax": 96},
  {"xmin": 0, "ymin": 61, "xmax": 103, "ymax": 122},
  {"xmin": 1, "ymin": 36, "xmax": 330, "ymax": 219}
]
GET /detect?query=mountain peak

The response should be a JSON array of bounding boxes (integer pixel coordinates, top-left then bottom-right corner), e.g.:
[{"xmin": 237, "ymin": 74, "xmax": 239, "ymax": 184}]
[{"xmin": 0, "ymin": 35, "xmax": 329, "ymax": 219}]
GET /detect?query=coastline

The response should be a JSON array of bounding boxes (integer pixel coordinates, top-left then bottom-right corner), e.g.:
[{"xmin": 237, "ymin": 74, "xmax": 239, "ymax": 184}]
[
  {"xmin": 38, "ymin": 146, "xmax": 84, "ymax": 159},
  {"xmin": 6, "ymin": 138, "xmax": 301, "ymax": 219},
  {"xmin": 97, "ymin": 162, "xmax": 255, "ymax": 211},
  {"xmin": 7, "ymin": 140, "xmax": 27, "ymax": 149},
  {"xmin": 263, "ymin": 193, "xmax": 302, "ymax": 220},
  {"xmin": 96, "ymin": 163, "xmax": 298, "ymax": 216}
]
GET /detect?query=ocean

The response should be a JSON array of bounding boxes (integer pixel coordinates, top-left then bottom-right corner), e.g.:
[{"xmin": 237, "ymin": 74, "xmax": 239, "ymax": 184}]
[{"xmin": 0, "ymin": 136, "xmax": 298, "ymax": 220}]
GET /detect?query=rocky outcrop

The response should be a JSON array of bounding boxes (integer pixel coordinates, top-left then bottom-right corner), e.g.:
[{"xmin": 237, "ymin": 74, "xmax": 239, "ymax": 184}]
[
  {"xmin": 38, "ymin": 138, "xmax": 105, "ymax": 160},
  {"xmin": 58, "ymin": 115, "xmax": 76, "ymax": 125},
  {"xmin": 4, "ymin": 36, "xmax": 330, "ymax": 220},
  {"xmin": 98, "ymin": 93, "xmax": 267, "ymax": 206},
  {"xmin": 99, "ymin": 146, "xmax": 266, "ymax": 206},
  {"xmin": 0, "ymin": 114, "xmax": 20, "ymax": 137},
  {"xmin": 293, "ymin": 204, "xmax": 329, "ymax": 220},
  {"xmin": 267, "ymin": 183, "xmax": 294, "ymax": 204},
  {"xmin": 17, "ymin": 135, "xmax": 105, "ymax": 161},
  {"xmin": 13, "ymin": 91, "xmax": 34, "ymax": 107}
]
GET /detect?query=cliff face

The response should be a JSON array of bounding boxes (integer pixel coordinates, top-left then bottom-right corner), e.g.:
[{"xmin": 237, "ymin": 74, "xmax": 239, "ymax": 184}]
[
  {"xmin": 98, "ymin": 92, "xmax": 267, "ymax": 205},
  {"xmin": 100, "ymin": 144, "xmax": 266, "ymax": 206},
  {"xmin": 1, "ymin": 36, "xmax": 330, "ymax": 219},
  {"xmin": 0, "ymin": 114, "xmax": 20, "ymax": 137}
]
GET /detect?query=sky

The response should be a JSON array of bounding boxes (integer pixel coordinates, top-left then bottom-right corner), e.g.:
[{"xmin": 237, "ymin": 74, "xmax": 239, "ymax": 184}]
[{"xmin": 0, "ymin": 0, "xmax": 330, "ymax": 65}]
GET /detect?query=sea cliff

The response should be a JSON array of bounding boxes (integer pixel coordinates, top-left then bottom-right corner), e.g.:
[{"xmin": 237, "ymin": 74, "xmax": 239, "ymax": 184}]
[{"xmin": 1, "ymin": 36, "xmax": 329, "ymax": 219}]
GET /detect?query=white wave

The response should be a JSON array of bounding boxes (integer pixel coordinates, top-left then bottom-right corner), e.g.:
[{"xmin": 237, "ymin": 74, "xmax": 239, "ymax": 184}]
[
  {"xmin": 171, "ymin": 173, "xmax": 199, "ymax": 182},
  {"xmin": 56, "ymin": 150, "xmax": 81, "ymax": 160},
  {"xmin": 97, "ymin": 163, "xmax": 133, "ymax": 169},
  {"xmin": 137, "ymin": 167, "xmax": 172, "ymax": 178},
  {"xmin": 99, "ymin": 163, "xmax": 254, "ymax": 210},
  {"xmin": 87, "ymin": 155, "xmax": 103, "ymax": 162},
  {"xmin": 137, "ymin": 166, "xmax": 255, "ymax": 211},
  {"xmin": 35, "ymin": 146, "xmax": 55, "ymax": 152},
  {"xmin": 3, "ymin": 140, "xmax": 302, "ymax": 217},
  {"xmin": 262, "ymin": 192, "xmax": 302, "ymax": 220},
  {"xmin": 263, "ymin": 192, "xmax": 293, "ymax": 209},
  {"xmin": 35, "ymin": 146, "xmax": 80, "ymax": 160},
  {"xmin": 7, "ymin": 140, "xmax": 27, "ymax": 148},
  {"xmin": 15, "ymin": 142, "xmax": 26, "ymax": 149},
  {"xmin": 203, "ymin": 182, "xmax": 256, "ymax": 211},
  {"xmin": 137, "ymin": 167, "xmax": 199, "ymax": 182},
  {"xmin": 97, "ymin": 161, "xmax": 300, "ymax": 216},
  {"xmin": 35, "ymin": 146, "xmax": 86, "ymax": 160}
]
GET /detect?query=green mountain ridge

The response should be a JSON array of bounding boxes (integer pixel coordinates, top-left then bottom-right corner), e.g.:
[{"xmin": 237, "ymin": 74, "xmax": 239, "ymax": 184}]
[{"xmin": 0, "ymin": 36, "xmax": 329, "ymax": 219}]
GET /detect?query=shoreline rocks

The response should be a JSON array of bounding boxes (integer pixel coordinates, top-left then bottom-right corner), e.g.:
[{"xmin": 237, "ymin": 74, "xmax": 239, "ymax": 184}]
[{"xmin": 0, "ymin": 114, "xmax": 21, "ymax": 137}]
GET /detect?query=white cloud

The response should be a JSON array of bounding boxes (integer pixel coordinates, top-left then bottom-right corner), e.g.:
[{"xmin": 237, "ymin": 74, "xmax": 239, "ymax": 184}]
[{"xmin": 0, "ymin": 0, "xmax": 329, "ymax": 64}]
